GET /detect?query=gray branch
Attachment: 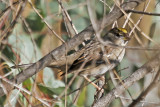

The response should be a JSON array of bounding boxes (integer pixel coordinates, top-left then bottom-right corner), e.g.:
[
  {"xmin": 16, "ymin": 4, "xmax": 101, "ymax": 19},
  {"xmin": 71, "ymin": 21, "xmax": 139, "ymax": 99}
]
[{"xmin": 93, "ymin": 53, "xmax": 160, "ymax": 107}]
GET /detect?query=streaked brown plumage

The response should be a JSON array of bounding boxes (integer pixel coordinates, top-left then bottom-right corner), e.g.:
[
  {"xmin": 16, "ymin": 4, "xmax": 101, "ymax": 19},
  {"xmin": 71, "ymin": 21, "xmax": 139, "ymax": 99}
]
[{"xmin": 63, "ymin": 27, "xmax": 129, "ymax": 77}]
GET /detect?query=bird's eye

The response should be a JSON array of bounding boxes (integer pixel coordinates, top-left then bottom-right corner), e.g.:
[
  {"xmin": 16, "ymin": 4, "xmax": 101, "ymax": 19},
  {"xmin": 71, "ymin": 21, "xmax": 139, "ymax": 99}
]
[{"xmin": 115, "ymin": 33, "xmax": 122, "ymax": 38}]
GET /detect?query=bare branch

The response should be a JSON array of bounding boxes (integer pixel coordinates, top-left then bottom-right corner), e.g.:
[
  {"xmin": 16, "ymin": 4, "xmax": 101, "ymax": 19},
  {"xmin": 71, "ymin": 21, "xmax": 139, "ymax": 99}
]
[
  {"xmin": 128, "ymin": 9, "xmax": 160, "ymax": 16},
  {"xmin": 93, "ymin": 53, "xmax": 160, "ymax": 107},
  {"xmin": 128, "ymin": 70, "xmax": 160, "ymax": 107}
]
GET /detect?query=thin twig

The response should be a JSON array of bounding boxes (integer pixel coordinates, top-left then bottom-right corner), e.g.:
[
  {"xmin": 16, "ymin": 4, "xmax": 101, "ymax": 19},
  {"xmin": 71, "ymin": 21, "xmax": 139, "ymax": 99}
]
[{"xmin": 128, "ymin": 9, "xmax": 160, "ymax": 16}]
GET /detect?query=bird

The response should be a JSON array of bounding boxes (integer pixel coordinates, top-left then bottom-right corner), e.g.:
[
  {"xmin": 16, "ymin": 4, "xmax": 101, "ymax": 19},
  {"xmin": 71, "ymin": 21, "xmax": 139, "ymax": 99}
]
[{"xmin": 62, "ymin": 27, "xmax": 130, "ymax": 77}]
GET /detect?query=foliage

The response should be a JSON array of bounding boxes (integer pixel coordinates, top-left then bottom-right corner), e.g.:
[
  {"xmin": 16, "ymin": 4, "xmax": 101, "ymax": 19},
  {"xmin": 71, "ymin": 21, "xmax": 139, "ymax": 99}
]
[{"xmin": 0, "ymin": 0, "xmax": 159, "ymax": 107}]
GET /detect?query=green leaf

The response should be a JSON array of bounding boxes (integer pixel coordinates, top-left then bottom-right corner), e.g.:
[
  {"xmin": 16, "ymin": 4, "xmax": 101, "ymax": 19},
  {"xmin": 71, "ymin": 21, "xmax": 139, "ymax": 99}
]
[
  {"xmin": 77, "ymin": 87, "xmax": 86, "ymax": 106},
  {"xmin": 23, "ymin": 78, "xmax": 32, "ymax": 91},
  {"xmin": 37, "ymin": 83, "xmax": 65, "ymax": 96},
  {"xmin": 25, "ymin": 12, "xmax": 45, "ymax": 31}
]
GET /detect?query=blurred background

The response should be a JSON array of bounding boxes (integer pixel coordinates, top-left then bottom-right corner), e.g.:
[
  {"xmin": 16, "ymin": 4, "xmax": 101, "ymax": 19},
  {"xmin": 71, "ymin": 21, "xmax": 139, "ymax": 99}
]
[{"xmin": 0, "ymin": 0, "xmax": 159, "ymax": 106}]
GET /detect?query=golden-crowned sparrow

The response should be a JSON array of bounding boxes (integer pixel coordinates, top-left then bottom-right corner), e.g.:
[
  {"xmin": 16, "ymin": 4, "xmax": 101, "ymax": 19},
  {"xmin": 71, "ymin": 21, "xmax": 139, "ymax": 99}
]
[{"xmin": 62, "ymin": 27, "xmax": 129, "ymax": 77}]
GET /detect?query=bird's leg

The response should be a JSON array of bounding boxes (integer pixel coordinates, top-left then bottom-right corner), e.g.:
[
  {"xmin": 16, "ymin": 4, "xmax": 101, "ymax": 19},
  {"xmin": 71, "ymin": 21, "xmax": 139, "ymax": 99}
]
[
  {"xmin": 82, "ymin": 75, "xmax": 102, "ymax": 91},
  {"xmin": 82, "ymin": 75, "xmax": 104, "ymax": 102},
  {"xmin": 94, "ymin": 76, "xmax": 105, "ymax": 100}
]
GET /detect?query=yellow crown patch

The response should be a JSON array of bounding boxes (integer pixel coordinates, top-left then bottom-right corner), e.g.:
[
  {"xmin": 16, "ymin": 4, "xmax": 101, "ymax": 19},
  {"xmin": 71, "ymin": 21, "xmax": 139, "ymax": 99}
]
[{"xmin": 118, "ymin": 28, "xmax": 128, "ymax": 34}]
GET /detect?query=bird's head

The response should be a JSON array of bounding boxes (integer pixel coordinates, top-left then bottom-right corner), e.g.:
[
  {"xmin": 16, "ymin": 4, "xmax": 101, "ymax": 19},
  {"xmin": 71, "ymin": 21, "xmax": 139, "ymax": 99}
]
[{"xmin": 102, "ymin": 27, "xmax": 130, "ymax": 45}]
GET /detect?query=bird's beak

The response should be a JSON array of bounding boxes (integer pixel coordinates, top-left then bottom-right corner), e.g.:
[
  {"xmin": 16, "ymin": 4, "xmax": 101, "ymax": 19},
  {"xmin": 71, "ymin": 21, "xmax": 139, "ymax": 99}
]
[{"xmin": 123, "ymin": 36, "xmax": 130, "ymax": 41}]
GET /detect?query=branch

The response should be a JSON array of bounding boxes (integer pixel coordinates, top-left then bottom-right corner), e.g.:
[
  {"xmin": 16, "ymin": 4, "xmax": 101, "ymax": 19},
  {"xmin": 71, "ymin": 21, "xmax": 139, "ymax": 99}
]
[
  {"xmin": 93, "ymin": 53, "xmax": 160, "ymax": 107},
  {"xmin": 0, "ymin": 0, "xmax": 146, "ymax": 96},
  {"xmin": 127, "ymin": 9, "xmax": 160, "ymax": 16},
  {"xmin": 128, "ymin": 69, "xmax": 160, "ymax": 107}
]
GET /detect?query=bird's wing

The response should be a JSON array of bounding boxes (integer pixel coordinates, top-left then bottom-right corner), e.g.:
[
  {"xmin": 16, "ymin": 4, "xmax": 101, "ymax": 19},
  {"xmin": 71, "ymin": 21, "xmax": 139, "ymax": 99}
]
[
  {"xmin": 61, "ymin": 39, "xmax": 119, "ymax": 76},
  {"xmin": 61, "ymin": 40, "xmax": 101, "ymax": 76}
]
